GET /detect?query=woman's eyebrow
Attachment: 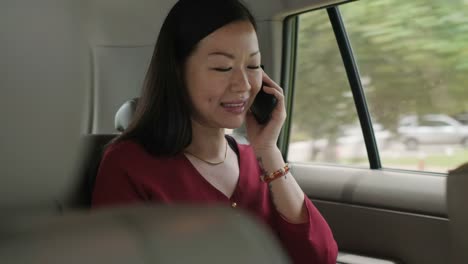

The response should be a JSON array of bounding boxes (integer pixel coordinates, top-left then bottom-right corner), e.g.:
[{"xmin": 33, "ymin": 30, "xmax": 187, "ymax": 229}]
[
  {"xmin": 249, "ymin": 51, "xmax": 260, "ymax": 57},
  {"xmin": 208, "ymin": 51, "xmax": 260, "ymax": 59},
  {"xmin": 208, "ymin": 51, "xmax": 235, "ymax": 59}
]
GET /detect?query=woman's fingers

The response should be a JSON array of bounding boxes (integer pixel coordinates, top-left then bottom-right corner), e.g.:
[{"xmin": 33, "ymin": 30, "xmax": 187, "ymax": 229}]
[
  {"xmin": 262, "ymin": 71, "xmax": 283, "ymax": 94},
  {"xmin": 262, "ymin": 85, "xmax": 285, "ymax": 108},
  {"xmin": 261, "ymin": 85, "xmax": 286, "ymax": 122},
  {"xmin": 260, "ymin": 71, "xmax": 286, "ymax": 117}
]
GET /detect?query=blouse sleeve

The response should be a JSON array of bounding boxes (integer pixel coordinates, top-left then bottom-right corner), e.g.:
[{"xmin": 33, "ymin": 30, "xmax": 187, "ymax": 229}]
[
  {"xmin": 272, "ymin": 194, "xmax": 338, "ymax": 264},
  {"xmin": 92, "ymin": 147, "xmax": 148, "ymax": 208}
]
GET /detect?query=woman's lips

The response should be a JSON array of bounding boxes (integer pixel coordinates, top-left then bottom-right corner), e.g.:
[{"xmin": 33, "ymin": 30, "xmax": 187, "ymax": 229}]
[{"xmin": 221, "ymin": 100, "xmax": 248, "ymax": 114}]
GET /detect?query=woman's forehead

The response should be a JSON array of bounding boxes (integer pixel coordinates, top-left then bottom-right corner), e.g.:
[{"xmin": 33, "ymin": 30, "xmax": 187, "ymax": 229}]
[{"xmin": 196, "ymin": 21, "xmax": 259, "ymax": 56}]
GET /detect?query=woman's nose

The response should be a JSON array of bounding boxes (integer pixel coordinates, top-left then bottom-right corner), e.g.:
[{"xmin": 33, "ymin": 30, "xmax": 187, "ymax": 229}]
[{"xmin": 230, "ymin": 69, "xmax": 251, "ymax": 93}]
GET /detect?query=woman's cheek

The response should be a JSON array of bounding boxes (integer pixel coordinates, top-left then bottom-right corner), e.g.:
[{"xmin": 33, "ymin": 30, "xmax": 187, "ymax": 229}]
[{"xmin": 248, "ymin": 74, "xmax": 262, "ymax": 92}]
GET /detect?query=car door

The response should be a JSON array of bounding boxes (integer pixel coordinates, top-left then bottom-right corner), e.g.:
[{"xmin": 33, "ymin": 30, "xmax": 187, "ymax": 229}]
[{"xmin": 265, "ymin": 0, "xmax": 468, "ymax": 263}]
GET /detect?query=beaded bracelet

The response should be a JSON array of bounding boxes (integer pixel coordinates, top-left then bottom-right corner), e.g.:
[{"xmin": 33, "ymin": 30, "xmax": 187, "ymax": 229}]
[{"xmin": 261, "ymin": 163, "xmax": 290, "ymax": 184}]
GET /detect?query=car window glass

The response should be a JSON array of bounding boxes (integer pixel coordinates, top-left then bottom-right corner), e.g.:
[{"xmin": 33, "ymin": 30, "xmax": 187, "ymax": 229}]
[
  {"xmin": 340, "ymin": 1, "xmax": 468, "ymax": 173},
  {"xmin": 287, "ymin": 9, "xmax": 366, "ymax": 167}
]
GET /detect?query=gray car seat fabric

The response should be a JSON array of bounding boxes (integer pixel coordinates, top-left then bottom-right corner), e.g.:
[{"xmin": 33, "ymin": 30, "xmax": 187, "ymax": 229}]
[
  {"xmin": 71, "ymin": 99, "xmax": 139, "ymax": 208},
  {"xmin": 68, "ymin": 99, "xmax": 138, "ymax": 208},
  {"xmin": 70, "ymin": 134, "xmax": 117, "ymax": 208},
  {"xmin": 1, "ymin": 205, "xmax": 291, "ymax": 264},
  {"xmin": 447, "ymin": 162, "xmax": 468, "ymax": 264}
]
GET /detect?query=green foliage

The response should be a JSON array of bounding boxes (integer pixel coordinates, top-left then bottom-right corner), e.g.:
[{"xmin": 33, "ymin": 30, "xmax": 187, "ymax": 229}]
[{"xmin": 292, "ymin": 0, "xmax": 468, "ymax": 138}]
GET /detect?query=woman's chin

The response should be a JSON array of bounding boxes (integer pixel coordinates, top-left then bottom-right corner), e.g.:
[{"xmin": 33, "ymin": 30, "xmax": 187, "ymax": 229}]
[{"xmin": 220, "ymin": 117, "xmax": 245, "ymax": 129}]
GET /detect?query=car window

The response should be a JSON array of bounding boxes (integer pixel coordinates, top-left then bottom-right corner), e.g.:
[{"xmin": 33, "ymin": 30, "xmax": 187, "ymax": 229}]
[
  {"xmin": 287, "ymin": 9, "xmax": 367, "ymax": 167},
  {"xmin": 339, "ymin": 0, "xmax": 468, "ymax": 173},
  {"xmin": 287, "ymin": 1, "xmax": 468, "ymax": 173}
]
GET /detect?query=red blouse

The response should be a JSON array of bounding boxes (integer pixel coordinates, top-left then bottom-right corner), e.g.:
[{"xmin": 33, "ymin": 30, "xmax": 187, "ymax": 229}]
[{"xmin": 92, "ymin": 140, "xmax": 338, "ymax": 264}]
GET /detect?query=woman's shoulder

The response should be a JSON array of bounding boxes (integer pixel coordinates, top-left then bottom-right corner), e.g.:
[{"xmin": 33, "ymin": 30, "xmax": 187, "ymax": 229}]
[
  {"xmin": 103, "ymin": 139, "xmax": 141, "ymax": 157},
  {"xmin": 226, "ymin": 134, "xmax": 257, "ymax": 161},
  {"xmin": 101, "ymin": 139, "xmax": 157, "ymax": 166},
  {"xmin": 102, "ymin": 139, "xmax": 182, "ymax": 166},
  {"xmin": 236, "ymin": 141, "xmax": 254, "ymax": 155}
]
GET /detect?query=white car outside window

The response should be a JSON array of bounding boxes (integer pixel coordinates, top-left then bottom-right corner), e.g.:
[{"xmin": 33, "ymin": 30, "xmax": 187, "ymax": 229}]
[{"xmin": 398, "ymin": 114, "xmax": 468, "ymax": 150}]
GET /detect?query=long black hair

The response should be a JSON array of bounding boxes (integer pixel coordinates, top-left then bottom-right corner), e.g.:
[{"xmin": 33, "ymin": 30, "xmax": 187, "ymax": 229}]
[{"xmin": 116, "ymin": 0, "xmax": 257, "ymax": 156}]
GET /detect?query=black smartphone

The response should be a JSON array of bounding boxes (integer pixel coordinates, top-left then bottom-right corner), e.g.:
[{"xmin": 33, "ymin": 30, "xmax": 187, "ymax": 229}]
[{"xmin": 250, "ymin": 82, "xmax": 277, "ymax": 124}]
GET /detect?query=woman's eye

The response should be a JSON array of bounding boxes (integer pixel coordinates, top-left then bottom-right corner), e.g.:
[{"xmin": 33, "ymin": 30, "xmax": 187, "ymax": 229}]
[
  {"xmin": 213, "ymin": 67, "xmax": 232, "ymax": 72},
  {"xmin": 247, "ymin": 65, "xmax": 261, "ymax": 70}
]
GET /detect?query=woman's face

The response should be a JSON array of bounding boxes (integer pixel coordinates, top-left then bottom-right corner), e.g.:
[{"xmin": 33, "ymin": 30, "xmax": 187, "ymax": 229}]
[{"xmin": 184, "ymin": 20, "xmax": 262, "ymax": 129}]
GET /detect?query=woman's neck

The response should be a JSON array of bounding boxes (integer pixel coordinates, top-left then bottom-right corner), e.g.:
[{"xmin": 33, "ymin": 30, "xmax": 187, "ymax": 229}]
[{"xmin": 185, "ymin": 120, "xmax": 226, "ymax": 159}]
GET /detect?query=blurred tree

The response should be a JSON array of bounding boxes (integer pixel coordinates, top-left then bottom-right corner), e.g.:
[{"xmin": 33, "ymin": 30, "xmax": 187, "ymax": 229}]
[{"xmin": 292, "ymin": 0, "xmax": 468, "ymax": 142}]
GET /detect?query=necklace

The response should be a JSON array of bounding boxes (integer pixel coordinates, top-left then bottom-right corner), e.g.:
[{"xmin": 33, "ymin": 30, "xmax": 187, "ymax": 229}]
[{"xmin": 185, "ymin": 140, "xmax": 228, "ymax": 165}]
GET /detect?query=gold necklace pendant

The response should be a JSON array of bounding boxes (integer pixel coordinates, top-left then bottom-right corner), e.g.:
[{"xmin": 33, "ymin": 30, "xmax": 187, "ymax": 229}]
[{"xmin": 185, "ymin": 140, "xmax": 228, "ymax": 165}]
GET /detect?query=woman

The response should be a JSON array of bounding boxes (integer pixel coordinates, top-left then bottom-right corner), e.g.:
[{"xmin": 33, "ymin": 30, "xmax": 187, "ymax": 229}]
[{"xmin": 92, "ymin": 0, "xmax": 338, "ymax": 263}]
